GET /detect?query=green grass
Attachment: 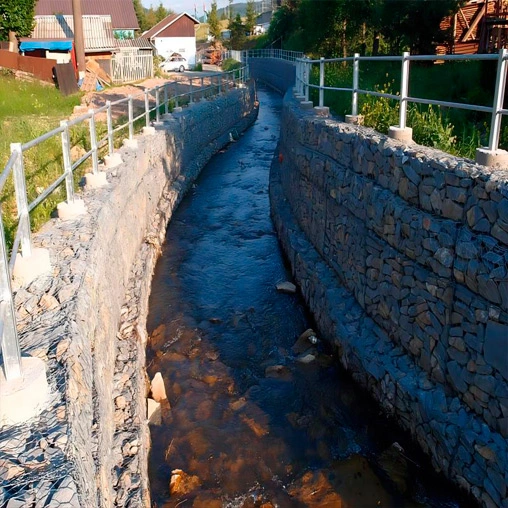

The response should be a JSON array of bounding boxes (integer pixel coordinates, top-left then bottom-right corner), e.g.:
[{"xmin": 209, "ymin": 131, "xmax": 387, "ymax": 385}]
[{"xmin": 0, "ymin": 72, "xmax": 83, "ymax": 247}]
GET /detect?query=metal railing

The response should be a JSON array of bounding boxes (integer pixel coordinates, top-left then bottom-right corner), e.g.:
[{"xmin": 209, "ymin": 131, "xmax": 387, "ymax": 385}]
[
  {"xmin": 242, "ymin": 48, "xmax": 304, "ymax": 62},
  {"xmin": 0, "ymin": 66, "xmax": 248, "ymax": 382},
  {"xmin": 293, "ymin": 50, "xmax": 507, "ymax": 154}
]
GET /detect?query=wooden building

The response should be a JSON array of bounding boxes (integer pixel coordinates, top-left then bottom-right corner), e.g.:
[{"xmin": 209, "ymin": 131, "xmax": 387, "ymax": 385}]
[{"xmin": 439, "ymin": 0, "xmax": 508, "ymax": 54}]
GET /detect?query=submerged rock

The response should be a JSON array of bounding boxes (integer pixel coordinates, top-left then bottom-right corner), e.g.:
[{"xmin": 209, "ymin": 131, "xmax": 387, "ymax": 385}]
[
  {"xmin": 169, "ymin": 469, "xmax": 201, "ymax": 495},
  {"xmin": 292, "ymin": 328, "xmax": 319, "ymax": 354}
]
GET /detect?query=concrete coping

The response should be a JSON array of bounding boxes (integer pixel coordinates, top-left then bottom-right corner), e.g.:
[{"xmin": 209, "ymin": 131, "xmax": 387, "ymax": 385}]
[
  {"xmin": 345, "ymin": 114, "xmax": 364, "ymax": 125},
  {"xmin": 12, "ymin": 247, "xmax": 51, "ymax": 286},
  {"xmin": 142, "ymin": 126, "xmax": 156, "ymax": 136},
  {"xmin": 103, "ymin": 152, "xmax": 123, "ymax": 169},
  {"xmin": 388, "ymin": 126, "xmax": 413, "ymax": 144},
  {"xmin": 300, "ymin": 101, "xmax": 314, "ymax": 110},
  {"xmin": 123, "ymin": 138, "xmax": 138, "ymax": 150},
  {"xmin": 476, "ymin": 147, "xmax": 508, "ymax": 169},
  {"xmin": 57, "ymin": 199, "xmax": 87, "ymax": 221},
  {"xmin": 84, "ymin": 172, "xmax": 108, "ymax": 190},
  {"xmin": 0, "ymin": 356, "xmax": 49, "ymax": 426},
  {"xmin": 314, "ymin": 106, "xmax": 330, "ymax": 117}
]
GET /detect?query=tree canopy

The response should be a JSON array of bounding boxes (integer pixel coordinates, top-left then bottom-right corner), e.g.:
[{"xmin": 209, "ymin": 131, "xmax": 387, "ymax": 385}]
[
  {"xmin": 0, "ymin": 0, "xmax": 36, "ymax": 41},
  {"xmin": 208, "ymin": 1, "xmax": 222, "ymax": 39},
  {"xmin": 133, "ymin": 0, "xmax": 174, "ymax": 32},
  {"xmin": 267, "ymin": 0, "xmax": 465, "ymax": 56}
]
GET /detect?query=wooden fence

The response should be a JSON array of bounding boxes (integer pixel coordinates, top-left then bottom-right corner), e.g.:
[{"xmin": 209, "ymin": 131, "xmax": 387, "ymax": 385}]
[
  {"xmin": 111, "ymin": 53, "xmax": 153, "ymax": 84},
  {"xmin": 0, "ymin": 50, "xmax": 56, "ymax": 83}
]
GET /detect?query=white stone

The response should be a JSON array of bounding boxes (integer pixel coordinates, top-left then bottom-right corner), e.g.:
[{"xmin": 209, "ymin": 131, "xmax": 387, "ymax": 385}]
[
  {"xmin": 84, "ymin": 172, "xmax": 107, "ymax": 189},
  {"xmin": 0, "ymin": 356, "xmax": 49, "ymax": 426},
  {"xmin": 103, "ymin": 152, "xmax": 123, "ymax": 168},
  {"xmin": 297, "ymin": 353, "xmax": 316, "ymax": 364},
  {"xmin": 57, "ymin": 199, "xmax": 87, "ymax": 220},
  {"xmin": 12, "ymin": 248, "xmax": 51, "ymax": 286},
  {"xmin": 150, "ymin": 372, "xmax": 167, "ymax": 402},
  {"xmin": 123, "ymin": 138, "xmax": 138, "ymax": 149}
]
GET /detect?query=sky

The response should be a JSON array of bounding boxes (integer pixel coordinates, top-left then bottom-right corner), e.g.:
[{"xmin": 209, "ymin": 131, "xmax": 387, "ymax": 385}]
[{"xmin": 141, "ymin": 0, "xmax": 230, "ymax": 18}]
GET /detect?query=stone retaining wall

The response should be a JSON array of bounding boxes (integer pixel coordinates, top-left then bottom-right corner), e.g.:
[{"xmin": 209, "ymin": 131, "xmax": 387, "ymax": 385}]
[
  {"xmin": 270, "ymin": 92, "xmax": 508, "ymax": 508},
  {"xmin": 7, "ymin": 84, "xmax": 258, "ymax": 507},
  {"xmin": 248, "ymin": 58, "xmax": 295, "ymax": 94}
]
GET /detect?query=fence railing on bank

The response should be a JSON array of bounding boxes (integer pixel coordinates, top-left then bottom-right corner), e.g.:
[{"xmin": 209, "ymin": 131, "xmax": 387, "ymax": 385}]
[
  {"xmin": 0, "ymin": 66, "xmax": 248, "ymax": 384},
  {"xmin": 242, "ymin": 48, "xmax": 507, "ymax": 162}
]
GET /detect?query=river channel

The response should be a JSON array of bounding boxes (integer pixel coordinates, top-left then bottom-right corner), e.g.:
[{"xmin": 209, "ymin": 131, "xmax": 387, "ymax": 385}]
[{"xmin": 146, "ymin": 87, "xmax": 473, "ymax": 508}]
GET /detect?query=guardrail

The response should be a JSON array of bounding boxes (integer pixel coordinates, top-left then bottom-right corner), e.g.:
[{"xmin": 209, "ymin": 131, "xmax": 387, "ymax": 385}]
[
  {"xmin": 293, "ymin": 50, "xmax": 507, "ymax": 157},
  {"xmin": 242, "ymin": 49, "xmax": 304, "ymax": 62},
  {"xmin": 0, "ymin": 66, "xmax": 248, "ymax": 383}
]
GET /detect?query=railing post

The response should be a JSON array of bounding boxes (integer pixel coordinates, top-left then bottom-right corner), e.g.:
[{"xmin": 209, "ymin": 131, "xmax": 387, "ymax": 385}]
[
  {"xmin": 60, "ymin": 121, "xmax": 76, "ymax": 204},
  {"xmin": 189, "ymin": 78, "xmax": 193, "ymax": 103},
  {"xmin": 352, "ymin": 53, "xmax": 360, "ymax": 116},
  {"xmin": 10, "ymin": 144, "xmax": 32, "ymax": 258},
  {"xmin": 0, "ymin": 211, "xmax": 22, "ymax": 381},
  {"xmin": 488, "ymin": 48, "xmax": 508, "ymax": 151},
  {"xmin": 89, "ymin": 110, "xmax": 99, "ymax": 175},
  {"xmin": 155, "ymin": 86, "xmax": 160, "ymax": 122},
  {"xmin": 144, "ymin": 89, "xmax": 150, "ymax": 127},
  {"xmin": 106, "ymin": 100, "xmax": 114, "ymax": 156},
  {"xmin": 319, "ymin": 57, "xmax": 325, "ymax": 107},
  {"xmin": 128, "ymin": 95, "xmax": 134, "ymax": 140},
  {"xmin": 304, "ymin": 60, "xmax": 309, "ymax": 101},
  {"xmin": 399, "ymin": 52, "xmax": 410, "ymax": 129},
  {"xmin": 164, "ymin": 84, "xmax": 169, "ymax": 115}
]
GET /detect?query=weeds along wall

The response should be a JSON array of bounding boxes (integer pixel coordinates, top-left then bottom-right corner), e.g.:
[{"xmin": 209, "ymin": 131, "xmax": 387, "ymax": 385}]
[
  {"xmin": 271, "ymin": 93, "xmax": 508, "ymax": 508},
  {"xmin": 13, "ymin": 84, "xmax": 258, "ymax": 506}
]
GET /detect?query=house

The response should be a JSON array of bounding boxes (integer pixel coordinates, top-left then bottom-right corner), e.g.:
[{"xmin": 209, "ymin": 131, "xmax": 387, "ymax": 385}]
[
  {"xmin": 20, "ymin": 14, "xmax": 117, "ymax": 63},
  {"xmin": 254, "ymin": 11, "xmax": 272, "ymax": 35},
  {"xmin": 143, "ymin": 12, "xmax": 199, "ymax": 67},
  {"xmin": 439, "ymin": 0, "xmax": 508, "ymax": 54},
  {"xmin": 35, "ymin": 0, "xmax": 139, "ymax": 39}
]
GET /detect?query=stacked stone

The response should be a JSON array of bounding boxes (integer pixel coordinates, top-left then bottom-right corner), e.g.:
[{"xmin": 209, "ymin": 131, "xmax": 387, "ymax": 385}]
[
  {"xmin": 0, "ymin": 84, "xmax": 258, "ymax": 506},
  {"xmin": 270, "ymin": 94, "xmax": 508, "ymax": 507}
]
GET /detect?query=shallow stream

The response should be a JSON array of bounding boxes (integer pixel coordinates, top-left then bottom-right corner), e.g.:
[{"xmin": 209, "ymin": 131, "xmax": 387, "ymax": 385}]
[{"xmin": 146, "ymin": 87, "xmax": 472, "ymax": 508}]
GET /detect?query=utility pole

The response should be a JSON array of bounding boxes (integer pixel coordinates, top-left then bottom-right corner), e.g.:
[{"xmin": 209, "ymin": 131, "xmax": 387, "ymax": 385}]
[{"xmin": 72, "ymin": 0, "xmax": 86, "ymax": 79}]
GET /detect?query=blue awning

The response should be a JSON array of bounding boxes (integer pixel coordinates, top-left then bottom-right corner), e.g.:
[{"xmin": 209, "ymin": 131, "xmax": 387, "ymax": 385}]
[{"xmin": 20, "ymin": 40, "xmax": 73, "ymax": 51}]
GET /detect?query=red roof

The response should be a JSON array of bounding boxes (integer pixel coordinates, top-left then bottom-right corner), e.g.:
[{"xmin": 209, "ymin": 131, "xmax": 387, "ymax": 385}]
[
  {"xmin": 35, "ymin": 0, "xmax": 139, "ymax": 30},
  {"xmin": 143, "ymin": 12, "xmax": 199, "ymax": 39}
]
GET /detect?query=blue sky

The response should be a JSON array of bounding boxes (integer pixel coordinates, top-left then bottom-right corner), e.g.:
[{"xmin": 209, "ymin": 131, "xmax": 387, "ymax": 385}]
[{"xmin": 141, "ymin": 0, "xmax": 230, "ymax": 18}]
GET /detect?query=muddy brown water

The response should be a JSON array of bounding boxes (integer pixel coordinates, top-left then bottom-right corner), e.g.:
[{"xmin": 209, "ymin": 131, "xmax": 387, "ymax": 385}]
[{"xmin": 146, "ymin": 87, "xmax": 474, "ymax": 508}]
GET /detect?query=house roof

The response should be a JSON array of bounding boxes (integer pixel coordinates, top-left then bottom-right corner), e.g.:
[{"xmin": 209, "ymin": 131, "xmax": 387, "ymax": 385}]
[
  {"xmin": 143, "ymin": 12, "xmax": 199, "ymax": 40},
  {"xmin": 32, "ymin": 15, "xmax": 117, "ymax": 52},
  {"xmin": 115, "ymin": 37, "xmax": 154, "ymax": 50},
  {"xmin": 35, "ymin": 0, "xmax": 139, "ymax": 30}
]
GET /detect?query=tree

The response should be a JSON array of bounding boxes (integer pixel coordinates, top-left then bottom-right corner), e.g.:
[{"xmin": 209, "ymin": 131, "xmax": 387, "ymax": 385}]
[
  {"xmin": 132, "ymin": 0, "xmax": 147, "ymax": 32},
  {"xmin": 155, "ymin": 2, "xmax": 170, "ymax": 23},
  {"xmin": 208, "ymin": 1, "xmax": 221, "ymax": 39},
  {"xmin": 229, "ymin": 13, "xmax": 246, "ymax": 49},
  {"xmin": 0, "ymin": 0, "xmax": 36, "ymax": 41},
  {"xmin": 245, "ymin": 0, "xmax": 257, "ymax": 35}
]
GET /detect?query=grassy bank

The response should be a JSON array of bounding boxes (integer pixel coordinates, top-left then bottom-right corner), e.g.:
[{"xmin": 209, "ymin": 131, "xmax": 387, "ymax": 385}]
[
  {"xmin": 0, "ymin": 71, "xmax": 82, "ymax": 246},
  {"xmin": 309, "ymin": 59, "xmax": 497, "ymax": 159}
]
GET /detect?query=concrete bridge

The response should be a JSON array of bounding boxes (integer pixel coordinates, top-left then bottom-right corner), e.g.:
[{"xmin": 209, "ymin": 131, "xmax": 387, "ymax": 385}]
[{"xmin": 0, "ymin": 56, "xmax": 506, "ymax": 507}]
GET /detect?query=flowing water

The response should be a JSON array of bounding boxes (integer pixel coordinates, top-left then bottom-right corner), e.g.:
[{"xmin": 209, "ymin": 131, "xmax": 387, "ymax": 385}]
[{"xmin": 146, "ymin": 87, "xmax": 473, "ymax": 508}]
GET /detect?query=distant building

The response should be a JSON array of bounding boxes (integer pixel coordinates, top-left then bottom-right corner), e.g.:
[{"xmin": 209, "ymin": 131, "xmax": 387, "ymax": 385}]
[
  {"xmin": 143, "ymin": 12, "xmax": 200, "ymax": 66},
  {"xmin": 438, "ymin": 0, "xmax": 508, "ymax": 54}
]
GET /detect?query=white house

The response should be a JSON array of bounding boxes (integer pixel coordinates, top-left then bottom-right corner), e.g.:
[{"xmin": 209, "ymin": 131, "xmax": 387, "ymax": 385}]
[{"xmin": 143, "ymin": 12, "xmax": 199, "ymax": 66}]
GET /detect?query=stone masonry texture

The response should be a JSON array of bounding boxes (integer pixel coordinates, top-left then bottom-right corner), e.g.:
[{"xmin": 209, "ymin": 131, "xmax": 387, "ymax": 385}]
[
  {"xmin": 270, "ymin": 91, "xmax": 508, "ymax": 508},
  {"xmin": 2, "ymin": 83, "xmax": 258, "ymax": 507}
]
